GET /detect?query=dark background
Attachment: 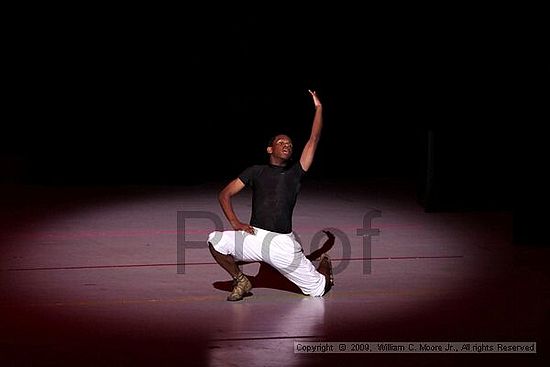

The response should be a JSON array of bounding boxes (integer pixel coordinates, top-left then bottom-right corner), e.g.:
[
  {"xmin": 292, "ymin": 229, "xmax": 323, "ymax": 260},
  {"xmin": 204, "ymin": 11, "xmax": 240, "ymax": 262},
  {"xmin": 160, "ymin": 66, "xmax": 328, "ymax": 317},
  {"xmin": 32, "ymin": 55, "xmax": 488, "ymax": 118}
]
[{"xmin": 2, "ymin": 7, "xmax": 547, "ymax": 240}]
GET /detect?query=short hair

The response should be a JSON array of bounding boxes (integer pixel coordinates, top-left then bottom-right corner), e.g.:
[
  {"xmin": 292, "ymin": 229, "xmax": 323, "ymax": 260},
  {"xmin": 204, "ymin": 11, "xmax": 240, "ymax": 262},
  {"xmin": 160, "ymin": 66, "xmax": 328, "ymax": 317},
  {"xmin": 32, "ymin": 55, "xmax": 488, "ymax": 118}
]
[{"xmin": 267, "ymin": 133, "xmax": 291, "ymax": 147}]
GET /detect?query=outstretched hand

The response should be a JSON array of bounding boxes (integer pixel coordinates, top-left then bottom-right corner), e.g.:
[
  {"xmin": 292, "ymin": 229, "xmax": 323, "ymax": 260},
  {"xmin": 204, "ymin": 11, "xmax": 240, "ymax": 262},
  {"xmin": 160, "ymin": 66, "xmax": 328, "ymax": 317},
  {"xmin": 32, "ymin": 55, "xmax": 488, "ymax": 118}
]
[{"xmin": 308, "ymin": 89, "xmax": 322, "ymax": 108}]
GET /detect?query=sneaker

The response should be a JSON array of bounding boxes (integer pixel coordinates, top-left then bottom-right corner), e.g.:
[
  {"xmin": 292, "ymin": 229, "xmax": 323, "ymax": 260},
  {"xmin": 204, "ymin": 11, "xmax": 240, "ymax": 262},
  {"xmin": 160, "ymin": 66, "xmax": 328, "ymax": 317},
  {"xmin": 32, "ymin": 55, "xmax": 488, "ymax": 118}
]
[
  {"xmin": 319, "ymin": 253, "xmax": 334, "ymax": 287},
  {"xmin": 227, "ymin": 272, "xmax": 252, "ymax": 301}
]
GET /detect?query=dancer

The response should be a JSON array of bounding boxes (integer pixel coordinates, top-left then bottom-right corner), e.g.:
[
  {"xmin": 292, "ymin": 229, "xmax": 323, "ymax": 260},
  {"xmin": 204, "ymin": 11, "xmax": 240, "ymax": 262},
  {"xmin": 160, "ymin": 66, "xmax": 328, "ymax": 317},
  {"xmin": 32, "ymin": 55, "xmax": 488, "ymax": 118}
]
[{"xmin": 208, "ymin": 90, "xmax": 333, "ymax": 301}]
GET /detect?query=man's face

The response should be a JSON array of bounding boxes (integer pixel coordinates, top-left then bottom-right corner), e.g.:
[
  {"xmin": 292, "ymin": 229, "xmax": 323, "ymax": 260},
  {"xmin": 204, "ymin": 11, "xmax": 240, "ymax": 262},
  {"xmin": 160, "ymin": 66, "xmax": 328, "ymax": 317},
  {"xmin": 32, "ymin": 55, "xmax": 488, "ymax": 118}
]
[{"xmin": 268, "ymin": 135, "xmax": 293, "ymax": 160}]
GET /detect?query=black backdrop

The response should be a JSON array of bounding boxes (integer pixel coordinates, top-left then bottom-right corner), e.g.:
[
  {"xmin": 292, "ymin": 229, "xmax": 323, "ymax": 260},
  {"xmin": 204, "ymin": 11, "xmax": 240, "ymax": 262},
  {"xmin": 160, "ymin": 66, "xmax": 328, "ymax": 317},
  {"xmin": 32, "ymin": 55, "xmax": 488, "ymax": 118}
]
[{"xmin": 3, "ymin": 8, "xmax": 546, "ymax": 221}]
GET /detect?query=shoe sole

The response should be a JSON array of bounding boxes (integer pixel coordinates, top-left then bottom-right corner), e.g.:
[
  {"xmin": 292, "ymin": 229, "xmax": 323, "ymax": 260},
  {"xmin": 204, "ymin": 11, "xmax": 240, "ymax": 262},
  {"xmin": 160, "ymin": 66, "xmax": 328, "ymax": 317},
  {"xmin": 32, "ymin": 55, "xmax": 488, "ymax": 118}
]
[
  {"xmin": 320, "ymin": 255, "xmax": 334, "ymax": 286},
  {"xmin": 227, "ymin": 291, "xmax": 253, "ymax": 302}
]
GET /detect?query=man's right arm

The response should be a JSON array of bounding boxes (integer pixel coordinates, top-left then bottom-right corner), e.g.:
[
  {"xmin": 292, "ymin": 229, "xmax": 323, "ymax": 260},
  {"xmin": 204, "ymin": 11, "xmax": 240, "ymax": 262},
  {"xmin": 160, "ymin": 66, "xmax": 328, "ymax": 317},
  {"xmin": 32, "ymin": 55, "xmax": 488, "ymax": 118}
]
[{"xmin": 218, "ymin": 178, "xmax": 255, "ymax": 234}]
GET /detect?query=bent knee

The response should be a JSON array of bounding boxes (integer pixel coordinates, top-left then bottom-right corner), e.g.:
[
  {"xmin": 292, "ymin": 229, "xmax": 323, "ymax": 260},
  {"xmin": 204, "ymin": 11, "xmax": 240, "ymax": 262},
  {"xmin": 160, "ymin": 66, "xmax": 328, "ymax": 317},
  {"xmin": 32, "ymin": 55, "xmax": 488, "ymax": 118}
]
[
  {"xmin": 208, "ymin": 241, "xmax": 221, "ymax": 254},
  {"xmin": 208, "ymin": 230, "xmax": 221, "ymax": 243},
  {"xmin": 207, "ymin": 231, "xmax": 231, "ymax": 256}
]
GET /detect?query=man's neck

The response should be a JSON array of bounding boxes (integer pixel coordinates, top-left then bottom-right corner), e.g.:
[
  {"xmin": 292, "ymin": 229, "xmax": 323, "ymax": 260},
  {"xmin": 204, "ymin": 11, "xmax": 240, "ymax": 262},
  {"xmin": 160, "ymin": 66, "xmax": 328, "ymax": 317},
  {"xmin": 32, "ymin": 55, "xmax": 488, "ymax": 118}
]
[{"xmin": 269, "ymin": 157, "xmax": 288, "ymax": 167}]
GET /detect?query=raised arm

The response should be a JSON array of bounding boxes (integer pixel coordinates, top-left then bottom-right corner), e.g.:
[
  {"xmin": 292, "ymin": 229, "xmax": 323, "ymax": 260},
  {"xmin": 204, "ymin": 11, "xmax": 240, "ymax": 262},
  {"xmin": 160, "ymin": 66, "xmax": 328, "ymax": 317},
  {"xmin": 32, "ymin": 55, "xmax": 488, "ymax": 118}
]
[
  {"xmin": 300, "ymin": 90, "xmax": 323, "ymax": 172},
  {"xmin": 218, "ymin": 178, "xmax": 255, "ymax": 234}
]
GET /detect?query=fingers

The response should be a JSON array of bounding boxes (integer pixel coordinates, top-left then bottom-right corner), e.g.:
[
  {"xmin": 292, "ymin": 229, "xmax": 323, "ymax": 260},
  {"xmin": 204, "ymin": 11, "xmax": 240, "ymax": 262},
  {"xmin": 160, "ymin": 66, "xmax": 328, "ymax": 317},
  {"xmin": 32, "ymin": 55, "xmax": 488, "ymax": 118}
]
[
  {"xmin": 308, "ymin": 89, "xmax": 321, "ymax": 106},
  {"xmin": 241, "ymin": 225, "xmax": 255, "ymax": 235}
]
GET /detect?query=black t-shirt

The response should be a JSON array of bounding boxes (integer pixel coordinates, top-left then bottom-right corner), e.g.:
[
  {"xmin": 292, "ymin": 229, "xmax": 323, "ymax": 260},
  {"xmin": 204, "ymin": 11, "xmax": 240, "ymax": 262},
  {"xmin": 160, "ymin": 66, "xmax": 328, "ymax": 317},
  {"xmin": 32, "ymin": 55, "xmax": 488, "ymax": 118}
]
[{"xmin": 238, "ymin": 161, "xmax": 306, "ymax": 234}]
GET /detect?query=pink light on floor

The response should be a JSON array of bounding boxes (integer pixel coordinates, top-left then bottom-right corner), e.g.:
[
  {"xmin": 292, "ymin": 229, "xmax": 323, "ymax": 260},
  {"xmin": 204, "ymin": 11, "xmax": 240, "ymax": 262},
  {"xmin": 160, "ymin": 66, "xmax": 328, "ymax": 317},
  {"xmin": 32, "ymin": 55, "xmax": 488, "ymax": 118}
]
[{"xmin": 1, "ymin": 182, "xmax": 545, "ymax": 367}]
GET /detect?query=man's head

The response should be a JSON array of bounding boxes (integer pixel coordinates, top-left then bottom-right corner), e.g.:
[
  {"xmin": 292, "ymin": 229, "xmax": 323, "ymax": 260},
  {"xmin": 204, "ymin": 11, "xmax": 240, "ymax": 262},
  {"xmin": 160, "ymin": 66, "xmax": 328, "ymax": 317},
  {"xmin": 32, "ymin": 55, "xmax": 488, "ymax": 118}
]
[{"xmin": 267, "ymin": 134, "xmax": 293, "ymax": 164}]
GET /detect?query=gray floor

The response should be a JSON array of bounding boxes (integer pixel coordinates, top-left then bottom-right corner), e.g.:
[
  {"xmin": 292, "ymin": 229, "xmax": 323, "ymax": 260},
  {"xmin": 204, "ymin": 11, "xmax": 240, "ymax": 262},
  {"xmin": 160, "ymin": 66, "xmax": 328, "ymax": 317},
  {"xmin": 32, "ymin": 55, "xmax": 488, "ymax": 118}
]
[{"xmin": 1, "ymin": 178, "xmax": 548, "ymax": 366}]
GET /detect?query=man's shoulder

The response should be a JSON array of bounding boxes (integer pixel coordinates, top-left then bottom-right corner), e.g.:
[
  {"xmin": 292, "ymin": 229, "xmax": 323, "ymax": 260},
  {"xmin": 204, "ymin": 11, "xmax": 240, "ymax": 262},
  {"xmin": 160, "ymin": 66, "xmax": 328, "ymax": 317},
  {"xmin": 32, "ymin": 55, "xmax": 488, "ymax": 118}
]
[
  {"xmin": 287, "ymin": 161, "xmax": 306, "ymax": 175},
  {"xmin": 239, "ymin": 164, "xmax": 266, "ymax": 182},
  {"xmin": 243, "ymin": 164, "xmax": 267, "ymax": 172}
]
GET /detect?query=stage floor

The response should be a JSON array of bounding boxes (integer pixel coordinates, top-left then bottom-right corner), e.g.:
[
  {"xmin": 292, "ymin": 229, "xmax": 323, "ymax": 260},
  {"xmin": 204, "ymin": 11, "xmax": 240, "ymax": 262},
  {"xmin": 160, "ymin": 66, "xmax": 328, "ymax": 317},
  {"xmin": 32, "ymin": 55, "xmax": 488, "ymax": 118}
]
[{"xmin": 1, "ymin": 178, "xmax": 548, "ymax": 366}]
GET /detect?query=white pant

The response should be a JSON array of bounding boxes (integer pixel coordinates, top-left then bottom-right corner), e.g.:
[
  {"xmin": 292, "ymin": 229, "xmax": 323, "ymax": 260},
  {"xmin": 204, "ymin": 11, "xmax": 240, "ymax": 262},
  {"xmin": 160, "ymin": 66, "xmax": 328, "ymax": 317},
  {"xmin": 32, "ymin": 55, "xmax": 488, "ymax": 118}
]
[{"xmin": 208, "ymin": 227, "xmax": 326, "ymax": 297}]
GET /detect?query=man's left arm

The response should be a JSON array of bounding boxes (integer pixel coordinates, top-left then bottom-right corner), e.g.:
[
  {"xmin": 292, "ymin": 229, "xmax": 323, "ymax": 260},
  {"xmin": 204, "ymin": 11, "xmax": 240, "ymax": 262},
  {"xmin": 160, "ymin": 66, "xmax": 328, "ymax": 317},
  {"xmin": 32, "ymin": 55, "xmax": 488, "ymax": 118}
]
[{"xmin": 300, "ymin": 89, "xmax": 323, "ymax": 172}]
